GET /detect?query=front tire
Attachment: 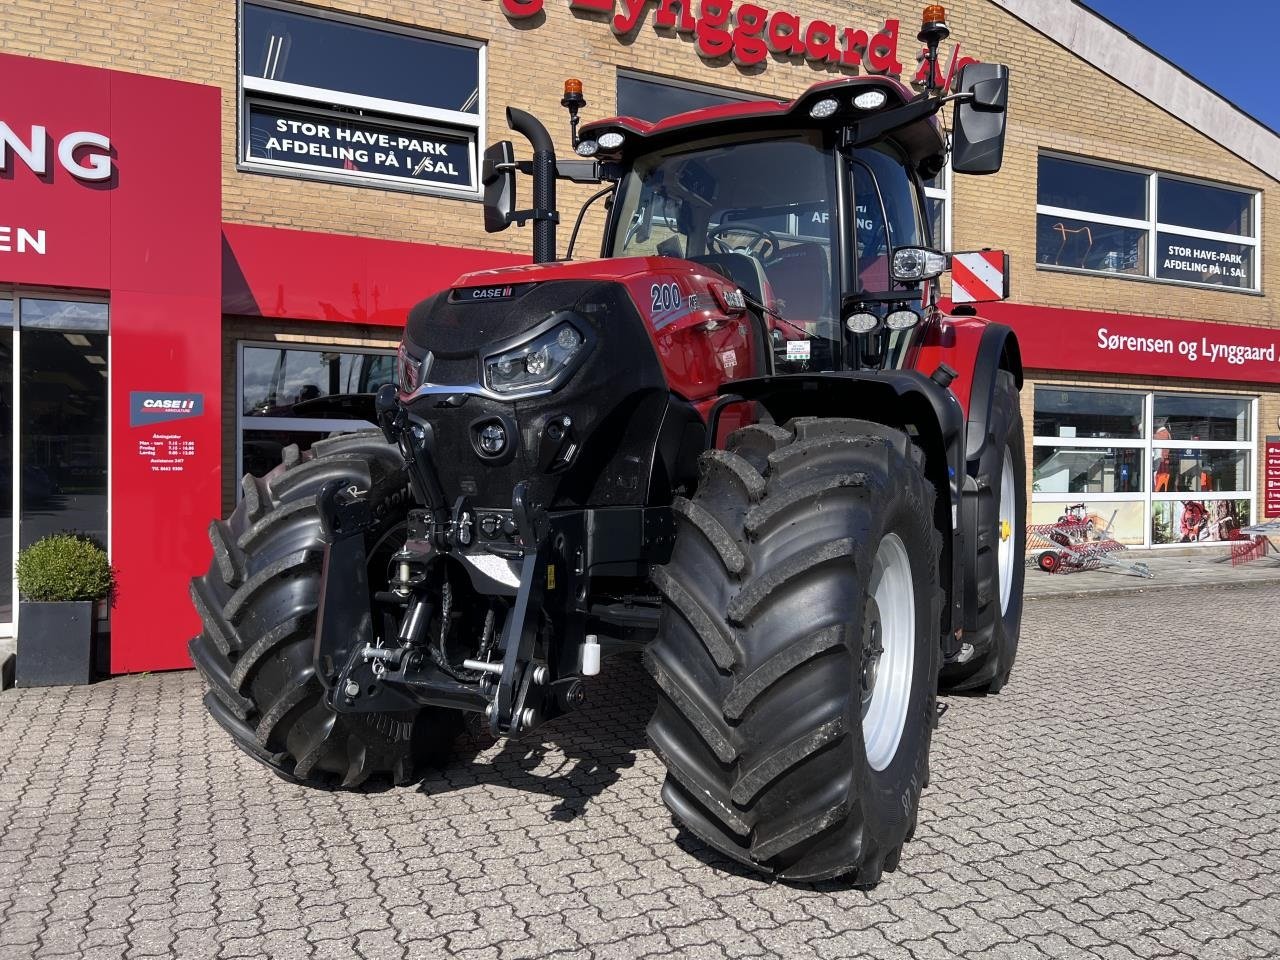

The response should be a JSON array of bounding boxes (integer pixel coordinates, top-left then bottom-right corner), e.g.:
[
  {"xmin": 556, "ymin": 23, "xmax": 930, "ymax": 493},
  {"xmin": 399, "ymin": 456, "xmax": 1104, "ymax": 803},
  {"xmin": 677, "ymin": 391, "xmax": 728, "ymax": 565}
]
[
  {"xmin": 646, "ymin": 418, "xmax": 942, "ymax": 883},
  {"xmin": 188, "ymin": 430, "xmax": 458, "ymax": 788},
  {"xmin": 942, "ymin": 370, "xmax": 1026, "ymax": 694}
]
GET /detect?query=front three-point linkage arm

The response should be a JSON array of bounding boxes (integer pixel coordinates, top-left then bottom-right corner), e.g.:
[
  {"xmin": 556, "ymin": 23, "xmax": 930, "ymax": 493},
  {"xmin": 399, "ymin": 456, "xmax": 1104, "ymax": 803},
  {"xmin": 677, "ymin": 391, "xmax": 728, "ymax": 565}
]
[{"xmin": 489, "ymin": 480, "xmax": 552, "ymax": 736}]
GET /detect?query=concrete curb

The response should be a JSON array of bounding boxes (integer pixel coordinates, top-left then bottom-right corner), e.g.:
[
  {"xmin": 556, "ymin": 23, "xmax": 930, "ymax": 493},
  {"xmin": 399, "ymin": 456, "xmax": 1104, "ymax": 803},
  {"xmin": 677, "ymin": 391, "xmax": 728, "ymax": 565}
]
[{"xmin": 1026, "ymin": 575, "xmax": 1280, "ymax": 602}]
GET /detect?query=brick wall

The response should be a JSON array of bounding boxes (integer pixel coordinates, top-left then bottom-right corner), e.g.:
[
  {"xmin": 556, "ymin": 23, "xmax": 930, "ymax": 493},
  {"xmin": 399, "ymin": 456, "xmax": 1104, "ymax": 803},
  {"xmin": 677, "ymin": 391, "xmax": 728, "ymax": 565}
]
[
  {"xmin": 4, "ymin": 0, "xmax": 1275, "ymax": 518},
  {"xmin": 2, "ymin": 0, "xmax": 1271, "ymax": 324}
]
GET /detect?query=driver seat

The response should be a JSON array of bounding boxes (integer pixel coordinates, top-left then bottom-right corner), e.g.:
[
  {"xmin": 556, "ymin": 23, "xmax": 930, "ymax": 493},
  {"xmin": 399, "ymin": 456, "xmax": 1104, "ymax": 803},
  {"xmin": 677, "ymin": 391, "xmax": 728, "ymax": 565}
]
[
  {"xmin": 766, "ymin": 242, "xmax": 830, "ymax": 321},
  {"xmin": 688, "ymin": 252, "xmax": 769, "ymax": 306}
]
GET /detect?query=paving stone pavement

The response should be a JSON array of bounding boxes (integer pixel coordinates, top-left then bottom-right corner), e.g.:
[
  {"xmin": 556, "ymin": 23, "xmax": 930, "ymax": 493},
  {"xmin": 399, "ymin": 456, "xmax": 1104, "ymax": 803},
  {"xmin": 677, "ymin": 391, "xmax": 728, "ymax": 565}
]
[{"xmin": 1, "ymin": 586, "xmax": 1278, "ymax": 960}]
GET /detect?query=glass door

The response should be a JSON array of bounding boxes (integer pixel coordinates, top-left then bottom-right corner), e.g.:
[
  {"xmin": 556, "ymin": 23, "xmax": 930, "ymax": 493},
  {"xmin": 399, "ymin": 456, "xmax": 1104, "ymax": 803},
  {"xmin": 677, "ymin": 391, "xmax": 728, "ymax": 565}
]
[
  {"xmin": 18, "ymin": 299, "xmax": 110, "ymax": 551},
  {"xmin": 4, "ymin": 296, "xmax": 109, "ymax": 635}
]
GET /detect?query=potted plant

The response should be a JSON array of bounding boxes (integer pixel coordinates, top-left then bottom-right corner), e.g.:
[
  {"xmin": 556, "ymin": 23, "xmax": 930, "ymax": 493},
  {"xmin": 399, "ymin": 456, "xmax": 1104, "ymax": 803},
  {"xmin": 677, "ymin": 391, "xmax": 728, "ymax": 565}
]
[{"xmin": 16, "ymin": 533, "xmax": 116, "ymax": 687}]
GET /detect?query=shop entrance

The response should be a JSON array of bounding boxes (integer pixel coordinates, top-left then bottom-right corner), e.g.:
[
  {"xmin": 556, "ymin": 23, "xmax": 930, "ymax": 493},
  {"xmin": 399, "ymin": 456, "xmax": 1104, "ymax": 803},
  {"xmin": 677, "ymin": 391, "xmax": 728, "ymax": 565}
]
[{"xmin": 1, "ymin": 295, "xmax": 110, "ymax": 635}]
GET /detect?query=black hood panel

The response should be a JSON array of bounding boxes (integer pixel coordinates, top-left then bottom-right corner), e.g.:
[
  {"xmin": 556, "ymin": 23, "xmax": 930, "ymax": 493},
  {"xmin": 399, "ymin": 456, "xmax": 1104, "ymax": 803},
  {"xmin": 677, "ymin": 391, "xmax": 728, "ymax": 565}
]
[
  {"xmin": 407, "ymin": 280, "xmax": 615, "ymax": 360},
  {"xmin": 400, "ymin": 279, "xmax": 697, "ymax": 511}
]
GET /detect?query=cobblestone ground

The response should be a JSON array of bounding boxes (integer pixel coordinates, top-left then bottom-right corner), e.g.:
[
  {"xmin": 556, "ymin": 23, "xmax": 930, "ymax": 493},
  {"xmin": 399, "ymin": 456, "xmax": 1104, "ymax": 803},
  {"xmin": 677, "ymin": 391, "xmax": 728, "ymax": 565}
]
[{"xmin": 1, "ymin": 587, "xmax": 1278, "ymax": 960}]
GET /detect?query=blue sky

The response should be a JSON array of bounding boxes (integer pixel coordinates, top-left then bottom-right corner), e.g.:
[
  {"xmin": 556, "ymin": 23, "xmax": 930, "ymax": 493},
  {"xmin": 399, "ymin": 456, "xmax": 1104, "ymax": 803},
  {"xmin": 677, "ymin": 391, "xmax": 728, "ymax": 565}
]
[{"xmin": 1081, "ymin": 1, "xmax": 1275, "ymax": 133}]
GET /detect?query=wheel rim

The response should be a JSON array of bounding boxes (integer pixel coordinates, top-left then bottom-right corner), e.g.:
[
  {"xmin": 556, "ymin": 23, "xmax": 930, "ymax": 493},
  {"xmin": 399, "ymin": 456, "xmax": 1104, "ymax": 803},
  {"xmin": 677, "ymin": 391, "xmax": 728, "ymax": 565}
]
[
  {"xmin": 861, "ymin": 532, "xmax": 915, "ymax": 772},
  {"xmin": 998, "ymin": 448, "xmax": 1016, "ymax": 615}
]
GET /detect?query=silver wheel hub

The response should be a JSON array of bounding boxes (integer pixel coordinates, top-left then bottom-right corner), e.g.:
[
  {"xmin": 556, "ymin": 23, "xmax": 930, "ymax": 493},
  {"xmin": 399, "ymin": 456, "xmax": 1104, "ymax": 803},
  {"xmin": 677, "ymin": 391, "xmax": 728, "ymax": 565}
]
[
  {"xmin": 861, "ymin": 533, "xmax": 915, "ymax": 773},
  {"xmin": 998, "ymin": 448, "xmax": 1016, "ymax": 616}
]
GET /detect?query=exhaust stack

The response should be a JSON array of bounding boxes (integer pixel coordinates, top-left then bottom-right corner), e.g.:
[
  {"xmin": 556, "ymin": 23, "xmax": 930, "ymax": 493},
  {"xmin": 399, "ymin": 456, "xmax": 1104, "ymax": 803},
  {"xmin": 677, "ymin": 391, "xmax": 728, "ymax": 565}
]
[{"xmin": 506, "ymin": 106, "xmax": 558, "ymax": 263}]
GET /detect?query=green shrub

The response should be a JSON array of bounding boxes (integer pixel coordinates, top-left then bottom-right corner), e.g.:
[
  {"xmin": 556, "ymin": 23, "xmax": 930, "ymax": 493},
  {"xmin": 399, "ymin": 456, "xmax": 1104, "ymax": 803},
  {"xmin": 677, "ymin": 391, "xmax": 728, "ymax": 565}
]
[{"xmin": 16, "ymin": 534, "xmax": 117, "ymax": 603}]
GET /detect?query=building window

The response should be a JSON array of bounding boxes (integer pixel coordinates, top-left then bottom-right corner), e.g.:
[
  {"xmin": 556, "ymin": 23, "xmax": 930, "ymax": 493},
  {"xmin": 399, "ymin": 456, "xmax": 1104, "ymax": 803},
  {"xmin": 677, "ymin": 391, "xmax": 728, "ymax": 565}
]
[
  {"xmin": 238, "ymin": 1, "xmax": 484, "ymax": 196},
  {"xmin": 237, "ymin": 343, "xmax": 394, "ymax": 484},
  {"xmin": 922, "ymin": 162, "xmax": 949, "ymax": 250},
  {"xmin": 616, "ymin": 71, "xmax": 755, "ymax": 124},
  {"xmin": 1036, "ymin": 154, "xmax": 1259, "ymax": 291},
  {"xmin": 1032, "ymin": 386, "xmax": 1256, "ymax": 547}
]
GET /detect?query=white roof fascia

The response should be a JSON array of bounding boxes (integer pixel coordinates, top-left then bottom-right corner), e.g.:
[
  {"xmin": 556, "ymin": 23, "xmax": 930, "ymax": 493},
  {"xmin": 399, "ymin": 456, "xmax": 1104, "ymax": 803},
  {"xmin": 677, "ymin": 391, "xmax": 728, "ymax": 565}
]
[{"xmin": 989, "ymin": 0, "xmax": 1280, "ymax": 182}]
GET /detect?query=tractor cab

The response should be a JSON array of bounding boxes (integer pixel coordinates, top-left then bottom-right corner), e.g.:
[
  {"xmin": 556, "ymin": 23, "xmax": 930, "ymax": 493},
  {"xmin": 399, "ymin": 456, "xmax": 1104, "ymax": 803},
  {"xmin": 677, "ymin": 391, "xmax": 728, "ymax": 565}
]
[
  {"xmin": 593, "ymin": 80, "xmax": 944, "ymax": 376},
  {"xmin": 481, "ymin": 37, "xmax": 1010, "ymax": 381}
]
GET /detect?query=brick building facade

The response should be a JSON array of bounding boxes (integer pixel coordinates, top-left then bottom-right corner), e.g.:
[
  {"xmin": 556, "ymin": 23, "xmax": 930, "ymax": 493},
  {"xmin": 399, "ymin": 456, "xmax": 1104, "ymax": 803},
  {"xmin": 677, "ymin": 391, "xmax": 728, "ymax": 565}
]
[{"xmin": 1, "ymin": 0, "xmax": 1277, "ymax": 666}]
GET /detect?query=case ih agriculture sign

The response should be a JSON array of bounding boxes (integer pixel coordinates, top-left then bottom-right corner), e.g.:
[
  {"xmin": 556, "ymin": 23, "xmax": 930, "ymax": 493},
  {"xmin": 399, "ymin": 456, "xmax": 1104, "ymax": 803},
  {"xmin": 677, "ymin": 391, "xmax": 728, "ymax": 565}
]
[{"xmin": 496, "ymin": 0, "xmax": 978, "ymax": 81}]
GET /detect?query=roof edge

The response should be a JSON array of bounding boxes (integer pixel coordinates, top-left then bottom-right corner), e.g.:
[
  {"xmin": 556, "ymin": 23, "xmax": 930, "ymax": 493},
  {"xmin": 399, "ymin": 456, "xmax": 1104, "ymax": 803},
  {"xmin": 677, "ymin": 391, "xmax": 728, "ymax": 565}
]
[{"xmin": 989, "ymin": 0, "xmax": 1280, "ymax": 182}]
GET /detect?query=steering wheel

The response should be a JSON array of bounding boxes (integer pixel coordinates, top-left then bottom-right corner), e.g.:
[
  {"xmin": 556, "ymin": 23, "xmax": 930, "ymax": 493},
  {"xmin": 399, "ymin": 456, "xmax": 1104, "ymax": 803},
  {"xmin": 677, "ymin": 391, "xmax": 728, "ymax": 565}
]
[{"xmin": 707, "ymin": 222, "xmax": 782, "ymax": 262}]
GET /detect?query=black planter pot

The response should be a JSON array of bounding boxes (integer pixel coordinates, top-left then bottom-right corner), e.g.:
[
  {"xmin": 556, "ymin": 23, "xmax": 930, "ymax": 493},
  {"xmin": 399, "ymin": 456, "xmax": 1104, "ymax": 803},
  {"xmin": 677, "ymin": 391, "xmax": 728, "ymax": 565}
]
[{"xmin": 16, "ymin": 601, "xmax": 97, "ymax": 687}]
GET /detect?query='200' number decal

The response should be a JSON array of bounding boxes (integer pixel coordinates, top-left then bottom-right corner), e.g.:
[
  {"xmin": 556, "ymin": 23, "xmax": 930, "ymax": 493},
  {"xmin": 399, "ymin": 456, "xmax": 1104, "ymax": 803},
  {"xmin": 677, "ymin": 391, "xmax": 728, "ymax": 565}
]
[{"xmin": 651, "ymin": 283, "xmax": 681, "ymax": 313}]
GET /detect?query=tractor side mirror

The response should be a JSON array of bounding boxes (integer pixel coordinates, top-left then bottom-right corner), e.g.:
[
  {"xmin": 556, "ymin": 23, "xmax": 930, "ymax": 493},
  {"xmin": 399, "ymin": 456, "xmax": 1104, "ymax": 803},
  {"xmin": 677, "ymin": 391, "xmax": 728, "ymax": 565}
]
[
  {"xmin": 482, "ymin": 140, "xmax": 517, "ymax": 233},
  {"xmin": 952, "ymin": 63, "xmax": 1009, "ymax": 175}
]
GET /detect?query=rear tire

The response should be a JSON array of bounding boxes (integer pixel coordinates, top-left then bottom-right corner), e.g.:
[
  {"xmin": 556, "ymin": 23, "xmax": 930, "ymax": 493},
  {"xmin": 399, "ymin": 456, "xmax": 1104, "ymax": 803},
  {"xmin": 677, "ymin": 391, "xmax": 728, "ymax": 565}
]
[
  {"xmin": 646, "ymin": 418, "xmax": 942, "ymax": 883},
  {"xmin": 189, "ymin": 430, "xmax": 459, "ymax": 788},
  {"xmin": 942, "ymin": 370, "xmax": 1025, "ymax": 694}
]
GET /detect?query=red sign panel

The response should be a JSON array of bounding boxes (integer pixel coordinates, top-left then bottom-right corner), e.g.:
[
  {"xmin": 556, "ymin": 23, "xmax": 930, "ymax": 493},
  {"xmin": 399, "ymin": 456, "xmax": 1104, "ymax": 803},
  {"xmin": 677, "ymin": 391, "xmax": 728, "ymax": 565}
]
[
  {"xmin": 1266, "ymin": 437, "xmax": 1280, "ymax": 519},
  {"xmin": 1, "ymin": 53, "xmax": 223, "ymax": 674},
  {"xmin": 979, "ymin": 301, "xmax": 1280, "ymax": 385}
]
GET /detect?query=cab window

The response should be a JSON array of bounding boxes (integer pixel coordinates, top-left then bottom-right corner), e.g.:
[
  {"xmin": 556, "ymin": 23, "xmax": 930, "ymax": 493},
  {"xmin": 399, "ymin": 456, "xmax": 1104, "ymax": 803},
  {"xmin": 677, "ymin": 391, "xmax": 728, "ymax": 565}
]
[{"xmin": 851, "ymin": 144, "xmax": 926, "ymax": 294}]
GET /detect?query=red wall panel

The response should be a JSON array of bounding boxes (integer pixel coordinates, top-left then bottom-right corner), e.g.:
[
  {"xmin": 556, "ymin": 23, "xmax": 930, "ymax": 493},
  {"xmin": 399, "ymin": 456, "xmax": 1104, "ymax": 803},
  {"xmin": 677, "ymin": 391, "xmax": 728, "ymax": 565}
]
[{"xmin": 1, "ymin": 53, "xmax": 222, "ymax": 673}]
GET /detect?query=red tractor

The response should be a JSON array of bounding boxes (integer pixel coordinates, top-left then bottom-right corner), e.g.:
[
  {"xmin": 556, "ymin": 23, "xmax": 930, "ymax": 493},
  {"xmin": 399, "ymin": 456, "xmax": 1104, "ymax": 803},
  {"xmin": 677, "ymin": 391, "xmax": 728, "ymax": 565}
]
[{"xmin": 190, "ymin": 8, "xmax": 1024, "ymax": 884}]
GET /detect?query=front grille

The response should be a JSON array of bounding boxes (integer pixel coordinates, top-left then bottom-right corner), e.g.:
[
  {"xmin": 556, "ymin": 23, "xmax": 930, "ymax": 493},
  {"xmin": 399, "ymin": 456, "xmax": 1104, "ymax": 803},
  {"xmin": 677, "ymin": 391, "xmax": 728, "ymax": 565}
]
[{"xmin": 425, "ymin": 354, "xmax": 480, "ymax": 385}]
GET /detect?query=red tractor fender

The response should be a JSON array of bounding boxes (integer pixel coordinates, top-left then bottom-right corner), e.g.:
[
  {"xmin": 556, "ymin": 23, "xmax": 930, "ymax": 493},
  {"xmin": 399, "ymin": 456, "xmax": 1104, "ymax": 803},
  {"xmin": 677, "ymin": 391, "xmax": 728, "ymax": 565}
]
[{"xmin": 913, "ymin": 314, "xmax": 1023, "ymax": 462}]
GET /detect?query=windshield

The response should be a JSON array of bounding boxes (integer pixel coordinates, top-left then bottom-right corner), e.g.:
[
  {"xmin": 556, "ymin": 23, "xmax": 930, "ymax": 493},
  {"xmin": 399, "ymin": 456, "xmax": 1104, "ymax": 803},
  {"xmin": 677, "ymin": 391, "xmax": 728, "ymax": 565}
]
[
  {"xmin": 609, "ymin": 134, "xmax": 929, "ymax": 372},
  {"xmin": 610, "ymin": 133, "xmax": 839, "ymax": 371}
]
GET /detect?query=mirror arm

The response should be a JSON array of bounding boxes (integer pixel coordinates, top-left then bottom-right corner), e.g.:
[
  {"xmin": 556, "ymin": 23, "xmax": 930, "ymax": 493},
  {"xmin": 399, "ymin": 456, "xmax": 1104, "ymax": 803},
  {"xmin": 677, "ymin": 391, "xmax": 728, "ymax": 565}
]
[{"xmin": 508, "ymin": 208, "xmax": 561, "ymax": 228}]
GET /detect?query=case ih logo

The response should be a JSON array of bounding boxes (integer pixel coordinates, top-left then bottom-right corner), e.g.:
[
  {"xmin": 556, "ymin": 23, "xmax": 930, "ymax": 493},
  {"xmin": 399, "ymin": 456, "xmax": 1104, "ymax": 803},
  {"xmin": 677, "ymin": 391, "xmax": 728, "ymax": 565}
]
[
  {"xmin": 130, "ymin": 392, "xmax": 205, "ymax": 427},
  {"xmin": 472, "ymin": 286, "xmax": 513, "ymax": 299}
]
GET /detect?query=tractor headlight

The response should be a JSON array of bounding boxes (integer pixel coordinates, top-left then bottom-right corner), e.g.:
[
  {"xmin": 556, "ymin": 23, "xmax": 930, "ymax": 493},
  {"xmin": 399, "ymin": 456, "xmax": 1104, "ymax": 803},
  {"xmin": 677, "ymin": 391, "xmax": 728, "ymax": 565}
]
[
  {"xmin": 397, "ymin": 342, "xmax": 423, "ymax": 392},
  {"xmin": 484, "ymin": 320, "xmax": 587, "ymax": 397}
]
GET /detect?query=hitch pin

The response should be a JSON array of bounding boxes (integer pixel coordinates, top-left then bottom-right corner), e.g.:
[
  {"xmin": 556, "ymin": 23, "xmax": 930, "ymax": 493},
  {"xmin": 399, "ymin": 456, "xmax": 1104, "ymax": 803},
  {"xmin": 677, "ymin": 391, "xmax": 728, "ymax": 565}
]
[
  {"xmin": 361, "ymin": 645, "xmax": 403, "ymax": 665},
  {"xmin": 462, "ymin": 659, "xmax": 503, "ymax": 676}
]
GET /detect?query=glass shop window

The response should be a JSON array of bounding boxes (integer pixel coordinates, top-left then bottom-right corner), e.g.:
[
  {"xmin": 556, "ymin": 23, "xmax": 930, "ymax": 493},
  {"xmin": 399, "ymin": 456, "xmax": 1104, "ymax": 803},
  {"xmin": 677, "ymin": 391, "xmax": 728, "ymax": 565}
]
[
  {"xmin": 1036, "ymin": 154, "xmax": 1259, "ymax": 291},
  {"xmin": 237, "ymin": 343, "xmax": 394, "ymax": 483},
  {"xmin": 239, "ymin": 1, "xmax": 484, "ymax": 196}
]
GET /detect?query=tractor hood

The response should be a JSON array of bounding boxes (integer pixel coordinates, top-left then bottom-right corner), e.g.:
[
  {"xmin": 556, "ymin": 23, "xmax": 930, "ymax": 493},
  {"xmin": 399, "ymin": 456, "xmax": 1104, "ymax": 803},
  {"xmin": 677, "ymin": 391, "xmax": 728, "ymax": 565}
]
[{"xmin": 402, "ymin": 256, "xmax": 763, "ymax": 404}]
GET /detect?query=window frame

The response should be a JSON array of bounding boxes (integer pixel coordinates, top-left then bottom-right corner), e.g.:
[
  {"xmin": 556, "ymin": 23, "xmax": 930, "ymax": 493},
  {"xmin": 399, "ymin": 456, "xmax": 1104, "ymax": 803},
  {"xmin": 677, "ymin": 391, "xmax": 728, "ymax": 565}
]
[
  {"xmin": 1031, "ymin": 384, "xmax": 1259, "ymax": 548},
  {"xmin": 923, "ymin": 157, "xmax": 950, "ymax": 251},
  {"xmin": 237, "ymin": 0, "xmax": 486, "ymax": 199},
  {"xmin": 1036, "ymin": 151, "xmax": 1261, "ymax": 294},
  {"xmin": 235, "ymin": 340, "xmax": 395, "ymax": 495}
]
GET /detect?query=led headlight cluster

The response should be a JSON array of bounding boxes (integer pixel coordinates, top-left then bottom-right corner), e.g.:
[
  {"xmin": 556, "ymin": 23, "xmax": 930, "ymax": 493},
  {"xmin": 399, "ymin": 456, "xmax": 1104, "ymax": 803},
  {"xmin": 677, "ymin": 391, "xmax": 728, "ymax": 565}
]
[
  {"xmin": 396, "ymin": 341, "xmax": 423, "ymax": 393},
  {"xmin": 484, "ymin": 321, "xmax": 586, "ymax": 397}
]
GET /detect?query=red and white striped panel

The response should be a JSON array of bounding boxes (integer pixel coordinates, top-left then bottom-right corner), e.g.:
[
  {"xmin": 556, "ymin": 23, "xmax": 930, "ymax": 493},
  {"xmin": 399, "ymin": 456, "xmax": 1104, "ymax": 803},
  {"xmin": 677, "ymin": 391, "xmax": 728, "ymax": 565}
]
[{"xmin": 951, "ymin": 250, "xmax": 1008, "ymax": 303}]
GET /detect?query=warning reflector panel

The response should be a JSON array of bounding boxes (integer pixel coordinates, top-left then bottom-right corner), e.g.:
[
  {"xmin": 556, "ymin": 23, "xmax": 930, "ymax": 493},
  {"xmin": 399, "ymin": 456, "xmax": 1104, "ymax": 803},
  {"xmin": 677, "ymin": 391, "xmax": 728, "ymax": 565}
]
[{"xmin": 950, "ymin": 250, "xmax": 1010, "ymax": 303}]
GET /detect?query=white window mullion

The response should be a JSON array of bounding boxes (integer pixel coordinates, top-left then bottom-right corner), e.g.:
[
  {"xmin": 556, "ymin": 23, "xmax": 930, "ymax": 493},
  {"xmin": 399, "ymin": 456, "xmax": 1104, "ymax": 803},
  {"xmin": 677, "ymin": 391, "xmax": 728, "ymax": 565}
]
[
  {"xmin": 1032, "ymin": 437, "xmax": 1146, "ymax": 448},
  {"xmin": 243, "ymin": 76, "xmax": 483, "ymax": 131},
  {"xmin": 1035, "ymin": 204, "xmax": 1150, "ymax": 231},
  {"xmin": 1154, "ymin": 223, "xmax": 1257, "ymax": 246},
  {"xmin": 1144, "ymin": 391, "xmax": 1153, "ymax": 547},
  {"xmin": 1146, "ymin": 172, "xmax": 1158, "ymax": 279}
]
